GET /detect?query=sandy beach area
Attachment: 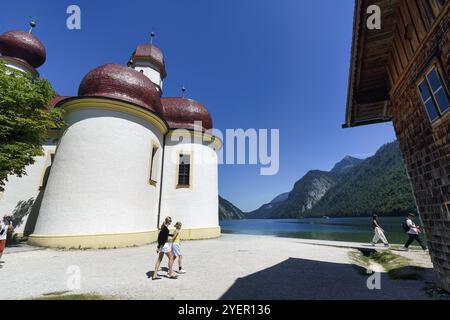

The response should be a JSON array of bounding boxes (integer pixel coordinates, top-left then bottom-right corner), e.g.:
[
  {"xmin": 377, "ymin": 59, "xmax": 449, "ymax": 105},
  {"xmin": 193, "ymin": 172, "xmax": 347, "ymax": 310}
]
[{"xmin": 0, "ymin": 234, "xmax": 436, "ymax": 300}]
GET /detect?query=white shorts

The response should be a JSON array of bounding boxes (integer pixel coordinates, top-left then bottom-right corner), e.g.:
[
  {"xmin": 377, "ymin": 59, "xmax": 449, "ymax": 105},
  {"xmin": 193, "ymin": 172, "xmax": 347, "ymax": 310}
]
[
  {"xmin": 159, "ymin": 242, "xmax": 171, "ymax": 253},
  {"xmin": 172, "ymin": 243, "xmax": 182, "ymax": 257}
]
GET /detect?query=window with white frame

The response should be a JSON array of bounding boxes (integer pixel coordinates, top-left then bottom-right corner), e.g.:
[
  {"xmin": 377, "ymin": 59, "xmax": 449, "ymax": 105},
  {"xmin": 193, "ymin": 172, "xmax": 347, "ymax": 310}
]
[{"xmin": 418, "ymin": 65, "xmax": 450, "ymax": 122}]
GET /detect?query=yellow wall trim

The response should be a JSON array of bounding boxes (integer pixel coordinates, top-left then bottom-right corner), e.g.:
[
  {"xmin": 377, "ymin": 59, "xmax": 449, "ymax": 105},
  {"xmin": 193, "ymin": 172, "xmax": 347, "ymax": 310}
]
[
  {"xmin": 28, "ymin": 229, "xmax": 159, "ymax": 249},
  {"xmin": 38, "ymin": 150, "xmax": 55, "ymax": 190},
  {"xmin": 27, "ymin": 226, "xmax": 221, "ymax": 249},
  {"xmin": 178, "ymin": 226, "xmax": 221, "ymax": 240},
  {"xmin": 167, "ymin": 130, "xmax": 223, "ymax": 150},
  {"xmin": 61, "ymin": 98, "xmax": 169, "ymax": 135}
]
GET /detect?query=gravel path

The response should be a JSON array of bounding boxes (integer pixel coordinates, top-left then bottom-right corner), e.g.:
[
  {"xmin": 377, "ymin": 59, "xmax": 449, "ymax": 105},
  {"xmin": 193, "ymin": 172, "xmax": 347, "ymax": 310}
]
[{"xmin": 0, "ymin": 234, "xmax": 436, "ymax": 300}]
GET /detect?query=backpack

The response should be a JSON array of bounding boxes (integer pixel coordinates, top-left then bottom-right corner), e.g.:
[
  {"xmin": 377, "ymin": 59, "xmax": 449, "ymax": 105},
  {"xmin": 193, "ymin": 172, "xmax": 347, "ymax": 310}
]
[{"xmin": 401, "ymin": 220, "xmax": 410, "ymax": 233}]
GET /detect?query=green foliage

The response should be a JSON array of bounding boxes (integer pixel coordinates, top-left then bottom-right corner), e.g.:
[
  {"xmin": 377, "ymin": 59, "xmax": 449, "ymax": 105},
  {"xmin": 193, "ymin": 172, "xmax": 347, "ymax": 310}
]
[
  {"xmin": 32, "ymin": 292, "xmax": 114, "ymax": 300},
  {"xmin": 251, "ymin": 141, "xmax": 416, "ymax": 218},
  {"xmin": 349, "ymin": 250, "xmax": 426, "ymax": 280},
  {"xmin": 0, "ymin": 61, "xmax": 64, "ymax": 191}
]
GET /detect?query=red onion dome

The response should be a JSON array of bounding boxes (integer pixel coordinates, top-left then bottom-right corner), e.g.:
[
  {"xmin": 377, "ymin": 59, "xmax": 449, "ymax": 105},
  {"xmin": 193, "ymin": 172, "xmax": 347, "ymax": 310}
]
[
  {"xmin": 132, "ymin": 44, "xmax": 166, "ymax": 78},
  {"xmin": 78, "ymin": 64, "xmax": 163, "ymax": 115},
  {"xmin": 161, "ymin": 97, "xmax": 213, "ymax": 132},
  {"xmin": 0, "ymin": 30, "xmax": 46, "ymax": 68}
]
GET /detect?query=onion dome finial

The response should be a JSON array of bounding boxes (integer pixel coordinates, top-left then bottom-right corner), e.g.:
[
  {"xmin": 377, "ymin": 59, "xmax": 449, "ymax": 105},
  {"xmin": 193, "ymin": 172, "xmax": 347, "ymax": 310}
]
[
  {"xmin": 150, "ymin": 31, "xmax": 155, "ymax": 45},
  {"xmin": 29, "ymin": 17, "xmax": 36, "ymax": 34}
]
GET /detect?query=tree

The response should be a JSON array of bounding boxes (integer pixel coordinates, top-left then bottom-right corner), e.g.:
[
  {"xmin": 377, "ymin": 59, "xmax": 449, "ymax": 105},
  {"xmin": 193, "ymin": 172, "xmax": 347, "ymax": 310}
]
[{"xmin": 0, "ymin": 61, "xmax": 64, "ymax": 191}]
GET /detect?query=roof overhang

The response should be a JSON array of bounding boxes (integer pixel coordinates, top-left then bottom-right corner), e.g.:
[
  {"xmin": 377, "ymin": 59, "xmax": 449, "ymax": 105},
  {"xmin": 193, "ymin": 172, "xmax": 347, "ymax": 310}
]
[{"xmin": 343, "ymin": 0, "xmax": 399, "ymax": 128}]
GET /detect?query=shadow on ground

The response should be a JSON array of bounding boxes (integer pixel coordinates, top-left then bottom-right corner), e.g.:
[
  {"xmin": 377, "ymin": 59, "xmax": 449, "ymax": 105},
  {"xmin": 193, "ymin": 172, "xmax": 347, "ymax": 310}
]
[
  {"xmin": 146, "ymin": 267, "xmax": 169, "ymax": 278},
  {"xmin": 220, "ymin": 257, "xmax": 436, "ymax": 300}
]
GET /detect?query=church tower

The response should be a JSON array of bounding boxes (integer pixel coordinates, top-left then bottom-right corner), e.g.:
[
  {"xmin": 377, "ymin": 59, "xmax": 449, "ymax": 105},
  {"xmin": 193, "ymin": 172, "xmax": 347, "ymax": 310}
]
[
  {"xmin": 128, "ymin": 32, "xmax": 167, "ymax": 94},
  {"xmin": 0, "ymin": 19, "xmax": 45, "ymax": 78}
]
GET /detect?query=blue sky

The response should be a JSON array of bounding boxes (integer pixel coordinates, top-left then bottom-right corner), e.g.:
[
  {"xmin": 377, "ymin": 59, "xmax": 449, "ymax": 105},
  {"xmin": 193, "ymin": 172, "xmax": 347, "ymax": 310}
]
[{"xmin": 1, "ymin": 0, "xmax": 396, "ymax": 212}]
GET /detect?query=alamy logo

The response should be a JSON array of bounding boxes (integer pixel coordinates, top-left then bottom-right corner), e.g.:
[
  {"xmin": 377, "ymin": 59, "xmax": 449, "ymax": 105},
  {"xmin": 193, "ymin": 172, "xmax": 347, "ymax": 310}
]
[
  {"xmin": 366, "ymin": 5, "xmax": 381, "ymax": 30},
  {"xmin": 366, "ymin": 269, "xmax": 381, "ymax": 290},
  {"xmin": 66, "ymin": 5, "xmax": 81, "ymax": 30},
  {"xmin": 168, "ymin": 122, "xmax": 280, "ymax": 176}
]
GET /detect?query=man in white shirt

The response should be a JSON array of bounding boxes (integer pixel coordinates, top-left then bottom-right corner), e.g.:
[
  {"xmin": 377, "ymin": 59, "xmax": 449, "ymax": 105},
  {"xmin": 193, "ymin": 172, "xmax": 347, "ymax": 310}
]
[
  {"xmin": 401, "ymin": 213, "xmax": 427, "ymax": 251},
  {"xmin": 0, "ymin": 215, "xmax": 14, "ymax": 261}
]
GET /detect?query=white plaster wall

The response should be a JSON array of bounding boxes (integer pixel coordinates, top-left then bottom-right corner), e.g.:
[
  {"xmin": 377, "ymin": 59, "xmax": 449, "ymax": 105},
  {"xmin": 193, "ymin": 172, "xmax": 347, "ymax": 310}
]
[
  {"xmin": 160, "ymin": 138, "xmax": 219, "ymax": 229},
  {"xmin": 33, "ymin": 107, "xmax": 164, "ymax": 235},
  {"xmin": 0, "ymin": 143, "xmax": 56, "ymax": 235},
  {"xmin": 133, "ymin": 61, "xmax": 163, "ymax": 92}
]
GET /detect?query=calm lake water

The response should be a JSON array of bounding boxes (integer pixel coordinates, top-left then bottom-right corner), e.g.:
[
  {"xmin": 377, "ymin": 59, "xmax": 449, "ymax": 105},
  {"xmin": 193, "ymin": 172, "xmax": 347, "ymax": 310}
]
[{"xmin": 220, "ymin": 217, "xmax": 421, "ymax": 245}]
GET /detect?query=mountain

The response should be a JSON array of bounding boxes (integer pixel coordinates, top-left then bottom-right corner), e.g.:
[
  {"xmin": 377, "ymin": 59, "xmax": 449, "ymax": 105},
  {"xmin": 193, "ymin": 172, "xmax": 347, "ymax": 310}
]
[
  {"xmin": 245, "ymin": 192, "xmax": 291, "ymax": 219},
  {"xmin": 270, "ymin": 171, "xmax": 339, "ymax": 218},
  {"xmin": 219, "ymin": 196, "xmax": 245, "ymax": 220},
  {"xmin": 271, "ymin": 192, "xmax": 289, "ymax": 203},
  {"xmin": 247, "ymin": 170, "xmax": 340, "ymax": 219},
  {"xmin": 246, "ymin": 141, "xmax": 414, "ymax": 218},
  {"xmin": 331, "ymin": 156, "xmax": 364, "ymax": 175},
  {"xmin": 310, "ymin": 142, "xmax": 415, "ymax": 216}
]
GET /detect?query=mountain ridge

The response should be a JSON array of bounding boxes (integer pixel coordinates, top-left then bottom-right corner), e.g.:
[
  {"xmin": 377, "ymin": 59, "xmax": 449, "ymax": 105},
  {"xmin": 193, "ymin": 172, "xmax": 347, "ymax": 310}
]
[
  {"xmin": 219, "ymin": 196, "xmax": 245, "ymax": 220},
  {"xmin": 246, "ymin": 141, "xmax": 414, "ymax": 219}
]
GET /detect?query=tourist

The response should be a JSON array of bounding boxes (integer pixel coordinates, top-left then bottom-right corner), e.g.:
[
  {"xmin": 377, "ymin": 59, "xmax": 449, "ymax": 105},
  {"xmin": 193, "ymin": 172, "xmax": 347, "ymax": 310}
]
[
  {"xmin": 371, "ymin": 213, "xmax": 389, "ymax": 247},
  {"xmin": 152, "ymin": 216, "xmax": 177, "ymax": 280},
  {"xmin": 400, "ymin": 213, "xmax": 427, "ymax": 251},
  {"xmin": 0, "ymin": 215, "xmax": 14, "ymax": 261},
  {"xmin": 171, "ymin": 222, "xmax": 186, "ymax": 274}
]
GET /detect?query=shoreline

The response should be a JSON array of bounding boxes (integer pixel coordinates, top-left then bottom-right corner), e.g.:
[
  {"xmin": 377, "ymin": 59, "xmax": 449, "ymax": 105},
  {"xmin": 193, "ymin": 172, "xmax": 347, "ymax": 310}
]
[
  {"xmin": 220, "ymin": 216, "xmax": 423, "ymax": 246},
  {"xmin": 6, "ymin": 232, "xmax": 426, "ymax": 254},
  {"xmin": 222, "ymin": 215, "xmax": 411, "ymax": 220}
]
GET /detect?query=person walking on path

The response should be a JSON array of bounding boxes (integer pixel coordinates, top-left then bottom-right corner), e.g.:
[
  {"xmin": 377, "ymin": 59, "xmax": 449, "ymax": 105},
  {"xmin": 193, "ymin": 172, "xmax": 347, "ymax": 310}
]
[
  {"xmin": 0, "ymin": 215, "xmax": 14, "ymax": 262},
  {"xmin": 400, "ymin": 213, "xmax": 427, "ymax": 251},
  {"xmin": 171, "ymin": 222, "xmax": 186, "ymax": 274},
  {"xmin": 152, "ymin": 216, "xmax": 178, "ymax": 280},
  {"xmin": 371, "ymin": 214, "xmax": 389, "ymax": 247}
]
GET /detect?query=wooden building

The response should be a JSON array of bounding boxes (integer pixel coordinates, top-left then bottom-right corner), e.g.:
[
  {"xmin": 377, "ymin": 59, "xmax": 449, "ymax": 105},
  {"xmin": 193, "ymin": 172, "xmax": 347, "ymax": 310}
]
[{"xmin": 345, "ymin": 0, "xmax": 450, "ymax": 291}]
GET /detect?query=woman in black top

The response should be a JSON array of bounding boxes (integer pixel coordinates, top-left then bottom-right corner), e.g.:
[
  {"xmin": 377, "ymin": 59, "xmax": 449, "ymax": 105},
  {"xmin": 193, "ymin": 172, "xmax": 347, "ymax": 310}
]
[{"xmin": 152, "ymin": 216, "xmax": 177, "ymax": 280}]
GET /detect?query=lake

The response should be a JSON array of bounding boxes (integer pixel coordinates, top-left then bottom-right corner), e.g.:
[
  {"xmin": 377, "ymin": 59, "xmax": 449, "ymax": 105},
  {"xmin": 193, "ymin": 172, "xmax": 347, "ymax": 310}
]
[{"xmin": 220, "ymin": 217, "xmax": 422, "ymax": 245}]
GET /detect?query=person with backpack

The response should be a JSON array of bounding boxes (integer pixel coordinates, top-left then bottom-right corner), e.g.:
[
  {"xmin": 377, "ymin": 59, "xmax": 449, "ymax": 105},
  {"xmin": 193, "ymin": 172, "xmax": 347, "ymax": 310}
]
[
  {"xmin": 400, "ymin": 213, "xmax": 427, "ymax": 251},
  {"xmin": 371, "ymin": 213, "xmax": 389, "ymax": 247}
]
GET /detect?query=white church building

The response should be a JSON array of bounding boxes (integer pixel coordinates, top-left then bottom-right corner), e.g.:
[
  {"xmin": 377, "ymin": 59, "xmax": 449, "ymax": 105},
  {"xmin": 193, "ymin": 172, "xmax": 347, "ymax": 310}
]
[{"xmin": 0, "ymin": 29, "xmax": 222, "ymax": 249}]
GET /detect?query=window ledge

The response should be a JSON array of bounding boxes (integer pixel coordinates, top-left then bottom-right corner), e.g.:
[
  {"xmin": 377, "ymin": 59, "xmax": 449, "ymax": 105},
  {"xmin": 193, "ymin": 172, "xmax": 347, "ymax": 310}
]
[{"xmin": 176, "ymin": 184, "xmax": 191, "ymax": 189}]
